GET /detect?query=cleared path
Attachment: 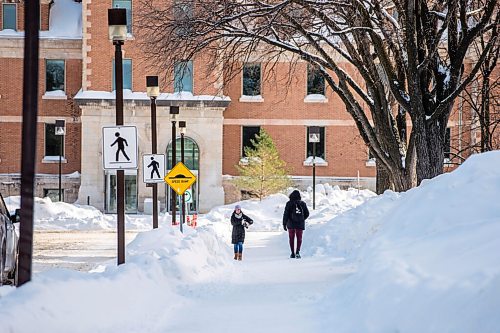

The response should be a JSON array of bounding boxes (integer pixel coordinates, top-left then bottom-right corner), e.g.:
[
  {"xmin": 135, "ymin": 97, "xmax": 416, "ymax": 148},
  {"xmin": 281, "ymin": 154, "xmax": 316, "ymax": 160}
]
[
  {"xmin": 33, "ymin": 231, "xmax": 138, "ymax": 273},
  {"xmin": 160, "ymin": 231, "xmax": 354, "ymax": 333}
]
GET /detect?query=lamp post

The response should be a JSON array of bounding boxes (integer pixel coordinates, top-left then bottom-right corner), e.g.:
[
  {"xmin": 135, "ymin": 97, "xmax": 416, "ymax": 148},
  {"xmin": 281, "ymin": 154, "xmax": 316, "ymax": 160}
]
[
  {"xmin": 179, "ymin": 121, "xmax": 186, "ymax": 233},
  {"xmin": 170, "ymin": 106, "xmax": 179, "ymax": 225},
  {"xmin": 108, "ymin": 8, "xmax": 127, "ymax": 265},
  {"xmin": 54, "ymin": 119, "xmax": 66, "ymax": 202},
  {"xmin": 308, "ymin": 126, "xmax": 320, "ymax": 210},
  {"xmin": 146, "ymin": 76, "xmax": 159, "ymax": 229}
]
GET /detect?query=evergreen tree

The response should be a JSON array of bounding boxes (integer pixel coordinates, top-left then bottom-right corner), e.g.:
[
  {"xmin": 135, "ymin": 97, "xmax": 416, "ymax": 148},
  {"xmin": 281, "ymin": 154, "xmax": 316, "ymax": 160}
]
[{"xmin": 234, "ymin": 129, "xmax": 291, "ymax": 200}]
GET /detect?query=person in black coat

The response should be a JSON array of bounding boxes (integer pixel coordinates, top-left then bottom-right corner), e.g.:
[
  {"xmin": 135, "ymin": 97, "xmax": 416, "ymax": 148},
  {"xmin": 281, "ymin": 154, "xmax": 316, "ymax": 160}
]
[
  {"xmin": 231, "ymin": 205, "xmax": 253, "ymax": 261},
  {"xmin": 282, "ymin": 190, "xmax": 309, "ymax": 258}
]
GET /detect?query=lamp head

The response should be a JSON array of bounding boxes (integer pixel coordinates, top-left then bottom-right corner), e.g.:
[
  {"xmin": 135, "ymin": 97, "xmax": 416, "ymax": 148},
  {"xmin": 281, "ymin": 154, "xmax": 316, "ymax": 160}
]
[
  {"xmin": 108, "ymin": 8, "xmax": 127, "ymax": 42},
  {"xmin": 179, "ymin": 121, "xmax": 186, "ymax": 134},
  {"xmin": 308, "ymin": 126, "xmax": 320, "ymax": 143},
  {"xmin": 146, "ymin": 76, "xmax": 160, "ymax": 98},
  {"xmin": 55, "ymin": 119, "xmax": 66, "ymax": 136}
]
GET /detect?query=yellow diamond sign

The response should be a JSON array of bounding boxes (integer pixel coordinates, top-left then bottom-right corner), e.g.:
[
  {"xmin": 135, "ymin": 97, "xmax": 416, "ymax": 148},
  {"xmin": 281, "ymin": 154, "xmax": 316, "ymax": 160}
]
[{"xmin": 164, "ymin": 162, "xmax": 197, "ymax": 195}]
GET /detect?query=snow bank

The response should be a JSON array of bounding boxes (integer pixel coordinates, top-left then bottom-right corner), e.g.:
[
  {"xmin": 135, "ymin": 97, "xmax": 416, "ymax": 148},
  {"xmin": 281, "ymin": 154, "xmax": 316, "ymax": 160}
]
[
  {"xmin": 4, "ymin": 196, "xmax": 159, "ymax": 231},
  {"xmin": 0, "ymin": 225, "xmax": 231, "ymax": 333},
  {"xmin": 314, "ymin": 151, "xmax": 500, "ymax": 332},
  {"xmin": 199, "ymin": 186, "xmax": 375, "ymax": 235}
]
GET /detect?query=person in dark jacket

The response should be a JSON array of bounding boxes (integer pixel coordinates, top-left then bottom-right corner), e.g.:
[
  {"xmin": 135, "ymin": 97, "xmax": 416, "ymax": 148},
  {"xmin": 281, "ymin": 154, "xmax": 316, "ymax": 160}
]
[
  {"xmin": 231, "ymin": 205, "xmax": 253, "ymax": 261},
  {"xmin": 283, "ymin": 190, "xmax": 309, "ymax": 258}
]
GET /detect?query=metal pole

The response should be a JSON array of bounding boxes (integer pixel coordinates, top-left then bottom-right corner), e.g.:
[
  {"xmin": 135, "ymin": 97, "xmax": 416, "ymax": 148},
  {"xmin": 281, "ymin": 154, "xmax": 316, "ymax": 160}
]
[
  {"xmin": 59, "ymin": 134, "xmax": 62, "ymax": 202},
  {"xmin": 181, "ymin": 132, "xmax": 185, "ymax": 232},
  {"xmin": 171, "ymin": 120, "xmax": 177, "ymax": 225},
  {"xmin": 151, "ymin": 97, "xmax": 158, "ymax": 229},
  {"xmin": 313, "ymin": 142, "xmax": 316, "ymax": 210},
  {"xmin": 18, "ymin": 0, "xmax": 40, "ymax": 286},
  {"xmin": 114, "ymin": 40, "xmax": 125, "ymax": 265}
]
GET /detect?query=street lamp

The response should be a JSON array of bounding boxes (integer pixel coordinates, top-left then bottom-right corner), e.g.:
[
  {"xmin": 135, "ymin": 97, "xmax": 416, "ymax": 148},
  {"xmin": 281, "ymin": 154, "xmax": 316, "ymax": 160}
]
[
  {"xmin": 146, "ymin": 76, "xmax": 159, "ymax": 229},
  {"xmin": 54, "ymin": 119, "xmax": 66, "ymax": 202},
  {"xmin": 308, "ymin": 126, "xmax": 320, "ymax": 210},
  {"xmin": 170, "ymin": 105, "xmax": 179, "ymax": 226},
  {"xmin": 179, "ymin": 121, "xmax": 186, "ymax": 233},
  {"xmin": 108, "ymin": 8, "xmax": 127, "ymax": 265}
]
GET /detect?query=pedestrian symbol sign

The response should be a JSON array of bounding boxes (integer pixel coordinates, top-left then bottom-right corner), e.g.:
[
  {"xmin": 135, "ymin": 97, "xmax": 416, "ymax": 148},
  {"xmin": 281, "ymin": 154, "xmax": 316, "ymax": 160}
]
[
  {"xmin": 164, "ymin": 162, "xmax": 196, "ymax": 195},
  {"xmin": 143, "ymin": 154, "xmax": 165, "ymax": 183},
  {"xmin": 102, "ymin": 126, "xmax": 138, "ymax": 170}
]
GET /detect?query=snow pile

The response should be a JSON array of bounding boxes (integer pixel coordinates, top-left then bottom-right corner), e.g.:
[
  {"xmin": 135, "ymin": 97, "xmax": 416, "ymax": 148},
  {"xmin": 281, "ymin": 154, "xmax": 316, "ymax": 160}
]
[
  {"xmin": 199, "ymin": 186, "xmax": 375, "ymax": 235},
  {"xmin": 314, "ymin": 151, "xmax": 500, "ymax": 332},
  {"xmin": 4, "ymin": 196, "xmax": 158, "ymax": 231},
  {"xmin": 0, "ymin": 225, "xmax": 231, "ymax": 333}
]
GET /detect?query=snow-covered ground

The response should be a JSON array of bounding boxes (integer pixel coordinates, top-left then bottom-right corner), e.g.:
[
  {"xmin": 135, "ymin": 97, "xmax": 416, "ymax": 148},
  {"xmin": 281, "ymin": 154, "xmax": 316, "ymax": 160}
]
[{"xmin": 1, "ymin": 151, "xmax": 499, "ymax": 332}]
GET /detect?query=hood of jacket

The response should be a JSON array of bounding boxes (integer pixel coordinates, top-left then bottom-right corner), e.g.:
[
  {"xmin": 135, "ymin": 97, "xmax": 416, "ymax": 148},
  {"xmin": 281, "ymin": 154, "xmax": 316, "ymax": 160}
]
[{"xmin": 289, "ymin": 190, "xmax": 301, "ymax": 201}]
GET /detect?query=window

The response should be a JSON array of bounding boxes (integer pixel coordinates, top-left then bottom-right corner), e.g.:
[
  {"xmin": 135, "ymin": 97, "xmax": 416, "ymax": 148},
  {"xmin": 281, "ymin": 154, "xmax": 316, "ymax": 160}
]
[
  {"xmin": 44, "ymin": 189, "xmax": 64, "ymax": 202},
  {"xmin": 173, "ymin": 0, "xmax": 193, "ymax": 36},
  {"xmin": 2, "ymin": 3, "xmax": 16, "ymax": 31},
  {"xmin": 307, "ymin": 126, "xmax": 325, "ymax": 159},
  {"xmin": 174, "ymin": 60, "xmax": 193, "ymax": 93},
  {"xmin": 45, "ymin": 124, "xmax": 64, "ymax": 157},
  {"xmin": 307, "ymin": 64, "xmax": 325, "ymax": 95},
  {"xmin": 45, "ymin": 60, "xmax": 65, "ymax": 92},
  {"xmin": 242, "ymin": 126, "xmax": 260, "ymax": 157},
  {"xmin": 242, "ymin": 63, "xmax": 261, "ymax": 96},
  {"xmin": 444, "ymin": 128, "xmax": 451, "ymax": 160},
  {"xmin": 112, "ymin": 59, "xmax": 132, "ymax": 90},
  {"xmin": 112, "ymin": 0, "xmax": 132, "ymax": 33}
]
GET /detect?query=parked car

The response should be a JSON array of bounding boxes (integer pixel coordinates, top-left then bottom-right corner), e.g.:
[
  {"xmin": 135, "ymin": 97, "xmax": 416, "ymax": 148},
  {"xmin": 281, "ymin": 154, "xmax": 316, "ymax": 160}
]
[{"xmin": 0, "ymin": 193, "xmax": 19, "ymax": 285}]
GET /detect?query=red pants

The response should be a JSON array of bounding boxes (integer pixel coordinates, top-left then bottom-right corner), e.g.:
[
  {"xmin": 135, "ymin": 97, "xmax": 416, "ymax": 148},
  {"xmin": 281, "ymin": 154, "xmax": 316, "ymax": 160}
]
[{"xmin": 288, "ymin": 229, "xmax": 303, "ymax": 254}]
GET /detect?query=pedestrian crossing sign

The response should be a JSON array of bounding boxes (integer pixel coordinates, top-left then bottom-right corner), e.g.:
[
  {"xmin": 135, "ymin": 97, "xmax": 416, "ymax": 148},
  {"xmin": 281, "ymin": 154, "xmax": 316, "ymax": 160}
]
[
  {"xmin": 164, "ymin": 162, "xmax": 197, "ymax": 195},
  {"xmin": 143, "ymin": 154, "xmax": 166, "ymax": 183},
  {"xmin": 102, "ymin": 126, "xmax": 138, "ymax": 170}
]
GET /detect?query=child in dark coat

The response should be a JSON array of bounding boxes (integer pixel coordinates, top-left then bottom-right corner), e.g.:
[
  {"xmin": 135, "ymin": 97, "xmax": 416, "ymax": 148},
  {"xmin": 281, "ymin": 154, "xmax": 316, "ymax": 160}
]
[{"xmin": 231, "ymin": 205, "xmax": 253, "ymax": 261}]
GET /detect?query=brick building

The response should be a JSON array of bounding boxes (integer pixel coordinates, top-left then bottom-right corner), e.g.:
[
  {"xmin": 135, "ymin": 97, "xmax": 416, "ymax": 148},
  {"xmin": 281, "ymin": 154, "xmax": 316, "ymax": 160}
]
[
  {"xmin": 0, "ymin": 0, "xmax": 82, "ymax": 202},
  {"xmin": 0, "ymin": 0, "xmax": 478, "ymax": 213}
]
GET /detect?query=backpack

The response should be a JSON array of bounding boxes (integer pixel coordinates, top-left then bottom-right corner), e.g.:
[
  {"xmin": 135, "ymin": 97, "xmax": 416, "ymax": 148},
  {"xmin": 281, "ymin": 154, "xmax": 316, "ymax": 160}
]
[{"xmin": 290, "ymin": 201, "xmax": 304, "ymax": 223}]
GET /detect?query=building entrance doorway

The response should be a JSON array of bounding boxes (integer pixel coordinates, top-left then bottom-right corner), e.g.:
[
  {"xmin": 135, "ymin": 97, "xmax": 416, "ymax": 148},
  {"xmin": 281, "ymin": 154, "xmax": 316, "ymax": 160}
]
[
  {"xmin": 166, "ymin": 137, "xmax": 200, "ymax": 213},
  {"xmin": 105, "ymin": 170, "xmax": 138, "ymax": 213}
]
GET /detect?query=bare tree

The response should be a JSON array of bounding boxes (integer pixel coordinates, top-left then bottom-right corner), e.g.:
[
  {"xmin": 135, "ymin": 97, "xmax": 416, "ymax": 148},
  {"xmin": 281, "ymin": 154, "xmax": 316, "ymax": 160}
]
[
  {"xmin": 138, "ymin": 0, "xmax": 499, "ymax": 192},
  {"xmin": 462, "ymin": 32, "xmax": 499, "ymax": 153}
]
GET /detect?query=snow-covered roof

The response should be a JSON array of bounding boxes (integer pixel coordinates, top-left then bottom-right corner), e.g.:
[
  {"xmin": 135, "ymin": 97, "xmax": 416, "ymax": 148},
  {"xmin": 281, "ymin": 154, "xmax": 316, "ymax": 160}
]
[{"xmin": 0, "ymin": 0, "xmax": 82, "ymax": 39}]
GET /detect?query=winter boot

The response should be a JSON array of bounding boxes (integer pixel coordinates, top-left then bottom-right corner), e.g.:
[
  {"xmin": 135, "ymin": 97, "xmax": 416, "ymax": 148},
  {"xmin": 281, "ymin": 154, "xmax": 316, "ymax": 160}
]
[
  {"xmin": 295, "ymin": 252, "xmax": 301, "ymax": 259},
  {"xmin": 238, "ymin": 252, "xmax": 242, "ymax": 261},
  {"xmin": 290, "ymin": 253, "xmax": 296, "ymax": 258},
  {"xmin": 234, "ymin": 253, "xmax": 238, "ymax": 260}
]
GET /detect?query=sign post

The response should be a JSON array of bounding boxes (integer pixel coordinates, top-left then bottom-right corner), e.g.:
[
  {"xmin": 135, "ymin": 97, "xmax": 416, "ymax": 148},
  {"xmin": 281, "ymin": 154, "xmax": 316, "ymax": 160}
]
[
  {"xmin": 102, "ymin": 125, "xmax": 137, "ymax": 265},
  {"xmin": 164, "ymin": 162, "xmax": 196, "ymax": 233}
]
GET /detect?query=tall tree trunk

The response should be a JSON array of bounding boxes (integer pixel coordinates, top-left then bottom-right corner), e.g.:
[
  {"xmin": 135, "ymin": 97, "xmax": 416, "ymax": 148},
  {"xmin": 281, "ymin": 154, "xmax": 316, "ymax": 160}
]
[
  {"xmin": 376, "ymin": 162, "xmax": 394, "ymax": 194},
  {"xmin": 415, "ymin": 118, "xmax": 445, "ymax": 184}
]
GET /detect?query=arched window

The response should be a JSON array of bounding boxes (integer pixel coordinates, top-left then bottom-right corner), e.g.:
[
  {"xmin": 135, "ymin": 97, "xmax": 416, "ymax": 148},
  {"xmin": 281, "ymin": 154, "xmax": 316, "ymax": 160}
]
[{"xmin": 166, "ymin": 137, "xmax": 199, "ymax": 170}]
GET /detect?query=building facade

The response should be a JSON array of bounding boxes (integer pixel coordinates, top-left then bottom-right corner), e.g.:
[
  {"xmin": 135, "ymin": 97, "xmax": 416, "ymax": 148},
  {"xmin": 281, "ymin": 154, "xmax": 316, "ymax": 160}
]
[{"xmin": 0, "ymin": 0, "xmax": 481, "ymax": 213}]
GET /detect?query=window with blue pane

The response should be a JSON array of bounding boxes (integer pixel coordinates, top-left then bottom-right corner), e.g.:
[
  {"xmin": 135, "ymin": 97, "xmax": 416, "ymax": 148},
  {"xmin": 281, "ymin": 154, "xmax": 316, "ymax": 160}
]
[
  {"xmin": 167, "ymin": 137, "xmax": 199, "ymax": 170},
  {"xmin": 174, "ymin": 61, "xmax": 193, "ymax": 93},
  {"xmin": 307, "ymin": 64, "xmax": 325, "ymax": 95},
  {"xmin": 112, "ymin": 0, "xmax": 132, "ymax": 33},
  {"xmin": 242, "ymin": 63, "xmax": 261, "ymax": 96},
  {"xmin": 2, "ymin": 4, "xmax": 16, "ymax": 31},
  {"xmin": 46, "ymin": 60, "xmax": 65, "ymax": 92},
  {"xmin": 112, "ymin": 59, "xmax": 132, "ymax": 90}
]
